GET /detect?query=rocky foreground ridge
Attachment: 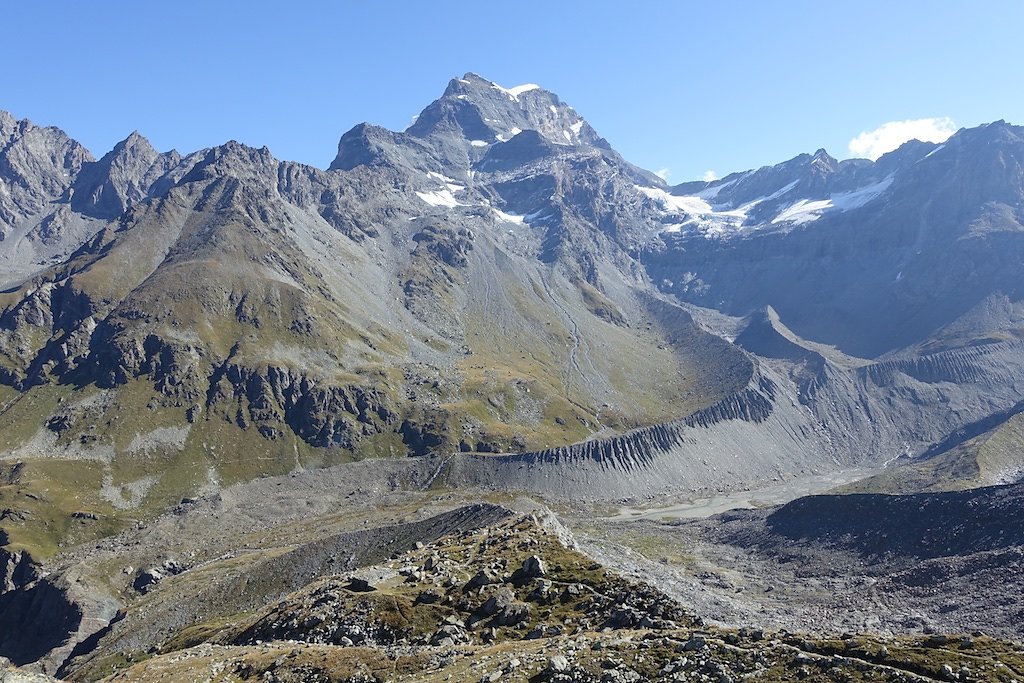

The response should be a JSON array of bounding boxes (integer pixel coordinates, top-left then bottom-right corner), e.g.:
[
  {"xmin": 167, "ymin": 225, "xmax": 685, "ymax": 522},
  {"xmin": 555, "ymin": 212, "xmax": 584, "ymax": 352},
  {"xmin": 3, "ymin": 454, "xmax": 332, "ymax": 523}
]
[{"xmin": 39, "ymin": 506, "xmax": 1024, "ymax": 683}]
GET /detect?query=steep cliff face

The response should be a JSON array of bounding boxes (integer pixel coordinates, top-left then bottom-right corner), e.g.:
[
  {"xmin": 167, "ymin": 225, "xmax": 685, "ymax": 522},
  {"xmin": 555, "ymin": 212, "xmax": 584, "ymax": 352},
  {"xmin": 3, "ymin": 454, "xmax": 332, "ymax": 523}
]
[
  {"xmin": 0, "ymin": 536, "xmax": 87, "ymax": 672},
  {"xmin": 206, "ymin": 362, "xmax": 400, "ymax": 447},
  {"xmin": 0, "ymin": 577, "xmax": 82, "ymax": 668},
  {"xmin": 0, "ymin": 547, "xmax": 36, "ymax": 595},
  {"xmin": 70, "ymin": 132, "xmax": 182, "ymax": 220},
  {"xmin": 0, "ymin": 112, "xmax": 103, "ymax": 289}
]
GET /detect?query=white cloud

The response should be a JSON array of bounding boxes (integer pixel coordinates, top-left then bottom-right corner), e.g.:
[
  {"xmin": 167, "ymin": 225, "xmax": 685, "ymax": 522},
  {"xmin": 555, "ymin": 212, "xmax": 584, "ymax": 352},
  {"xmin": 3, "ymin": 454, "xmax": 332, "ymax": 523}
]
[
  {"xmin": 655, "ymin": 168, "xmax": 671, "ymax": 181},
  {"xmin": 848, "ymin": 117, "xmax": 957, "ymax": 160},
  {"xmin": 702, "ymin": 170, "xmax": 719, "ymax": 182}
]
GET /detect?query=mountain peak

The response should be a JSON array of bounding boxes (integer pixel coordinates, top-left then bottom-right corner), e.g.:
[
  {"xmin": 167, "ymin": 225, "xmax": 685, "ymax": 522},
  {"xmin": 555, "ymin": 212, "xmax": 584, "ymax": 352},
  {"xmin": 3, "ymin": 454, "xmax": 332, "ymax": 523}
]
[
  {"xmin": 69, "ymin": 131, "xmax": 179, "ymax": 218},
  {"xmin": 177, "ymin": 140, "xmax": 278, "ymax": 185},
  {"xmin": 109, "ymin": 130, "xmax": 157, "ymax": 158},
  {"xmin": 0, "ymin": 111, "xmax": 93, "ymax": 235},
  {"xmin": 809, "ymin": 148, "xmax": 839, "ymax": 173},
  {"xmin": 404, "ymin": 73, "xmax": 607, "ymax": 155}
]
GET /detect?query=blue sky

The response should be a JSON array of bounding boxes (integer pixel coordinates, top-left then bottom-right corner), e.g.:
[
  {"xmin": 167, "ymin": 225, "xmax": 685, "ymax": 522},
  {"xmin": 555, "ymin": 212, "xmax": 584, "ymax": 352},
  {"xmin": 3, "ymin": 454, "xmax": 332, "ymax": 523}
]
[{"xmin": 4, "ymin": 1, "xmax": 1021, "ymax": 182}]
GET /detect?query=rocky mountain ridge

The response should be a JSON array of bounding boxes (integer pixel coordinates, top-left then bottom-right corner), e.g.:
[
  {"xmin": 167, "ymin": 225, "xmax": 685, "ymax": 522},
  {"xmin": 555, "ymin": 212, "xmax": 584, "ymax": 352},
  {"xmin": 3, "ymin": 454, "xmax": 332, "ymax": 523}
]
[
  {"xmin": 648, "ymin": 121, "xmax": 1024, "ymax": 357},
  {"xmin": 0, "ymin": 74, "xmax": 753, "ymax": 500},
  {"xmin": 2, "ymin": 78, "xmax": 1024, "ymax": 678}
]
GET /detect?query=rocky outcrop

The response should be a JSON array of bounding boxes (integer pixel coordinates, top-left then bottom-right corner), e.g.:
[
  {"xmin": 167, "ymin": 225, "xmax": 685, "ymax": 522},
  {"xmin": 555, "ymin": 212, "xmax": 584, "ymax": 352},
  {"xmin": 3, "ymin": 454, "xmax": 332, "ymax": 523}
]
[
  {"xmin": 61, "ymin": 510, "xmax": 1024, "ymax": 683},
  {"xmin": 0, "ymin": 546, "xmax": 36, "ymax": 595},
  {"xmin": 65, "ymin": 504, "xmax": 513, "ymax": 674},
  {"xmin": 220, "ymin": 516, "xmax": 691, "ymax": 650},
  {"xmin": 70, "ymin": 132, "xmax": 180, "ymax": 219},
  {"xmin": 207, "ymin": 362, "xmax": 400, "ymax": 448},
  {"xmin": 0, "ymin": 112, "xmax": 92, "ymax": 234},
  {"xmin": 0, "ymin": 280, "xmax": 103, "ymax": 386},
  {"xmin": 0, "ymin": 657, "xmax": 62, "ymax": 682},
  {"xmin": 0, "ymin": 578, "xmax": 82, "ymax": 668},
  {"xmin": 84, "ymin": 326, "xmax": 206, "ymax": 399}
]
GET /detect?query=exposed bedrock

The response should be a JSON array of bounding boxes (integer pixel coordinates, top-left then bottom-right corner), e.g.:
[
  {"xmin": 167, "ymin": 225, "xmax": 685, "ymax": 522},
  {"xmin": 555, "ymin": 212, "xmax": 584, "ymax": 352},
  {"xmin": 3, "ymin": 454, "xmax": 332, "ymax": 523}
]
[
  {"xmin": 206, "ymin": 362, "xmax": 399, "ymax": 448},
  {"xmin": 48, "ymin": 320, "xmax": 403, "ymax": 449},
  {"xmin": 0, "ymin": 543, "xmax": 37, "ymax": 595},
  {"xmin": 0, "ymin": 537, "xmax": 118, "ymax": 675},
  {"xmin": 0, "ymin": 578, "xmax": 82, "ymax": 669}
]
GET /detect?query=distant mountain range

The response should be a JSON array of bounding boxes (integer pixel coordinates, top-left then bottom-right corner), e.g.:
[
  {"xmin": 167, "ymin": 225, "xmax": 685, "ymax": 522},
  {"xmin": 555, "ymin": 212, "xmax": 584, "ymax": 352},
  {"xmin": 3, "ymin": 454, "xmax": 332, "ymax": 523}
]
[{"xmin": 2, "ymin": 72, "xmax": 1024, "ymax": 551}]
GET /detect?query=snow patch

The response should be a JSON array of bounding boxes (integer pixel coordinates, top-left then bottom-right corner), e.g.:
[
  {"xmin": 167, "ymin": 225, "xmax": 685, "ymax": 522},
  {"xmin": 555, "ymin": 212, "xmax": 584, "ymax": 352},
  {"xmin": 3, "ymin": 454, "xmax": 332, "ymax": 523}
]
[
  {"xmin": 771, "ymin": 175, "xmax": 894, "ymax": 225},
  {"xmin": 493, "ymin": 208, "xmax": 525, "ymax": 224},
  {"xmin": 470, "ymin": 140, "xmax": 489, "ymax": 147},
  {"xmin": 639, "ymin": 186, "xmax": 715, "ymax": 215},
  {"xmin": 744, "ymin": 179, "xmax": 799, "ymax": 205},
  {"xmin": 523, "ymin": 209, "xmax": 553, "ymax": 224},
  {"xmin": 427, "ymin": 171, "xmax": 459, "ymax": 185},
  {"xmin": 426, "ymin": 172, "xmax": 465, "ymax": 194},
  {"xmin": 494, "ymin": 82, "xmax": 541, "ymax": 99},
  {"xmin": 694, "ymin": 177, "xmax": 740, "ymax": 201},
  {"xmin": 638, "ymin": 186, "xmax": 747, "ymax": 237},
  {"xmin": 770, "ymin": 175, "xmax": 892, "ymax": 225},
  {"xmin": 772, "ymin": 199, "xmax": 833, "ymax": 225},
  {"xmin": 570, "ymin": 121, "xmax": 584, "ymax": 135},
  {"xmin": 416, "ymin": 190, "xmax": 462, "ymax": 208},
  {"xmin": 562, "ymin": 130, "xmax": 572, "ymax": 141},
  {"xmin": 830, "ymin": 175, "xmax": 894, "ymax": 210}
]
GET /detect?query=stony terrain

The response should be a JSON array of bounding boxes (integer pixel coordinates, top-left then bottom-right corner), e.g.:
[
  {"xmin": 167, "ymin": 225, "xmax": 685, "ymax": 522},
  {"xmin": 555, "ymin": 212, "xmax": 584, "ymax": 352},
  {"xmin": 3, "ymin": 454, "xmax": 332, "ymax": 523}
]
[
  {"xmin": 1, "ymin": 448, "xmax": 1023, "ymax": 681},
  {"xmin": 45, "ymin": 508, "xmax": 1024, "ymax": 682},
  {"xmin": 580, "ymin": 483, "xmax": 1024, "ymax": 642}
]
